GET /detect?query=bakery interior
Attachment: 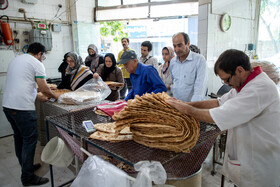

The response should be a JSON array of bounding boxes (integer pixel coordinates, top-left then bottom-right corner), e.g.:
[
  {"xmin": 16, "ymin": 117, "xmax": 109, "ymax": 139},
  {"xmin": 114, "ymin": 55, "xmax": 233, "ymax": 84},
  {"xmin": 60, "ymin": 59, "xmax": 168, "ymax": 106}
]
[{"xmin": 0, "ymin": 0, "xmax": 280, "ymax": 187}]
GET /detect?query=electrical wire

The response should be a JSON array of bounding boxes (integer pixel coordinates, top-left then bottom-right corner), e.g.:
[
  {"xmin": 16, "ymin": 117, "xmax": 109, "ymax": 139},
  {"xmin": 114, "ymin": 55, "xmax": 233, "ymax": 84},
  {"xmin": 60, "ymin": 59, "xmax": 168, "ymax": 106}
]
[
  {"xmin": 50, "ymin": 0, "xmax": 78, "ymax": 23},
  {"xmin": 0, "ymin": 0, "xmax": 9, "ymax": 10}
]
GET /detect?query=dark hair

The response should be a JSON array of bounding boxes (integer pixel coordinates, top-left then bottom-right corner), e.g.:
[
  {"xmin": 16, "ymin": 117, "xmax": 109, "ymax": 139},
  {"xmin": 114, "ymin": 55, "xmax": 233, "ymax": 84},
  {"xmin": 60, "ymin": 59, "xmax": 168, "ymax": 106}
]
[
  {"xmin": 173, "ymin": 32, "xmax": 190, "ymax": 45},
  {"xmin": 102, "ymin": 53, "xmax": 117, "ymax": 81},
  {"xmin": 189, "ymin": 44, "xmax": 200, "ymax": 54},
  {"xmin": 27, "ymin": 42, "xmax": 46, "ymax": 55},
  {"xmin": 214, "ymin": 49, "xmax": 251, "ymax": 75},
  {"xmin": 141, "ymin": 41, "xmax": 152, "ymax": 51},
  {"xmin": 121, "ymin": 37, "xmax": 129, "ymax": 43}
]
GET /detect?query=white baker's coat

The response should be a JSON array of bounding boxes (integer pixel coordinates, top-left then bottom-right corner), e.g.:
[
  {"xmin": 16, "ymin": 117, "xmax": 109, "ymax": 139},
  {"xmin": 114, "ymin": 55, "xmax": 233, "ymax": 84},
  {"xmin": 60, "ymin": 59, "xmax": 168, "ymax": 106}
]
[{"xmin": 210, "ymin": 72, "xmax": 280, "ymax": 187}]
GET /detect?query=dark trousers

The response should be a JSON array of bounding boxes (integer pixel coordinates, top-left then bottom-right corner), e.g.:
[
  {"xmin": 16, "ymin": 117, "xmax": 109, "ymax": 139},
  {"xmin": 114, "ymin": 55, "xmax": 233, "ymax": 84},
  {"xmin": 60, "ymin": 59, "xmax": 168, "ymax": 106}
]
[
  {"xmin": 3, "ymin": 107, "xmax": 38, "ymax": 183},
  {"xmin": 120, "ymin": 78, "xmax": 132, "ymax": 99}
]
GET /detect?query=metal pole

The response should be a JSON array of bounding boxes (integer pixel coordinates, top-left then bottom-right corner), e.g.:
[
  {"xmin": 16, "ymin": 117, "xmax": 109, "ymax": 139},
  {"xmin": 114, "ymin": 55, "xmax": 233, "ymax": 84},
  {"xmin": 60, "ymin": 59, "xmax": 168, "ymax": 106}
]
[{"xmin": 45, "ymin": 120, "xmax": 54, "ymax": 187}]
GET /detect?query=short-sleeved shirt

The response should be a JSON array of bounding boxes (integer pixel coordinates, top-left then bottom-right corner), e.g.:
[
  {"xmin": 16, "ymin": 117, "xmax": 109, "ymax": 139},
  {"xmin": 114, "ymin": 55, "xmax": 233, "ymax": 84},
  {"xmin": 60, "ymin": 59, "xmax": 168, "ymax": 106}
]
[
  {"xmin": 210, "ymin": 72, "xmax": 280, "ymax": 186},
  {"xmin": 2, "ymin": 54, "xmax": 46, "ymax": 110}
]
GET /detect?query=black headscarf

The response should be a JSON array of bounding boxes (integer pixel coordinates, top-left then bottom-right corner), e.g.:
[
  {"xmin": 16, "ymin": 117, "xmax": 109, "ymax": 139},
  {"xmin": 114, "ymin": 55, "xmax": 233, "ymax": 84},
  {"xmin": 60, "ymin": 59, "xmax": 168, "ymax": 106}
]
[
  {"xmin": 58, "ymin": 52, "xmax": 69, "ymax": 73},
  {"xmin": 101, "ymin": 53, "xmax": 117, "ymax": 81},
  {"xmin": 57, "ymin": 52, "xmax": 70, "ymax": 89}
]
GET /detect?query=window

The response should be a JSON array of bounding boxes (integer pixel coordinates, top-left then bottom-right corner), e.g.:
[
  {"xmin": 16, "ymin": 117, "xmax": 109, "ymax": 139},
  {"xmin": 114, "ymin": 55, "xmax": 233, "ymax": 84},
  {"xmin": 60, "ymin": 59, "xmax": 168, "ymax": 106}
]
[
  {"xmin": 257, "ymin": 0, "xmax": 280, "ymax": 68},
  {"xmin": 95, "ymin": 0, "xmax": 198, "ymax": 22}
]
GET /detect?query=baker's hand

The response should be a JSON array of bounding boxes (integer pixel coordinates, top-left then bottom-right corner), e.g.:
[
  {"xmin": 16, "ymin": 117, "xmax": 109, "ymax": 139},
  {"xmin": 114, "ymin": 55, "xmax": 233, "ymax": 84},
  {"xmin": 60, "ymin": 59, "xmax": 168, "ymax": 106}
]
[
  {"xmin": 166, "ymin": 97, "xmax": 191, "ymax": 115},
  {"xmin": 36, "ymin": 94, "xmax": 49, "ymax": 102}
]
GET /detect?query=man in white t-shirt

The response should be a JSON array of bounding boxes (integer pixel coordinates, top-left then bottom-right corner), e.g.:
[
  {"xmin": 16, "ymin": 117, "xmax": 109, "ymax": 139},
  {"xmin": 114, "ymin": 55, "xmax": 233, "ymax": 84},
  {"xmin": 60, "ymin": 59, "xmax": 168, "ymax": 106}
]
[
  {"xmin": 166, "ymin": 49, "xmax": 280, "ymax": 187},
  {"xmin": 2, "ymin": 43, "xmax": 58, "ymax": 186}
]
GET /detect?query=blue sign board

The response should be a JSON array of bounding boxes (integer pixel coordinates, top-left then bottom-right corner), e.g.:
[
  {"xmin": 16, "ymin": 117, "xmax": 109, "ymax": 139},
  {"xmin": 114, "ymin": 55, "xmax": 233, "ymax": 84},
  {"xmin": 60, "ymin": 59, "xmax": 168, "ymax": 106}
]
[{"xmin": 127, "ymin": 26, "xmax": 147, "ymax": 38}]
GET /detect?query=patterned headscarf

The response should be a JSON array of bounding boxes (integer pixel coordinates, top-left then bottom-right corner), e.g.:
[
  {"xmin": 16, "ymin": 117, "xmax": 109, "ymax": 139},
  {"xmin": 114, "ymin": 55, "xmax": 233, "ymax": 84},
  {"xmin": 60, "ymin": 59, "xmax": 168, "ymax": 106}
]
[{"xmin": 65, "ymin": 52, "xmax": 84, "ymax": 79}]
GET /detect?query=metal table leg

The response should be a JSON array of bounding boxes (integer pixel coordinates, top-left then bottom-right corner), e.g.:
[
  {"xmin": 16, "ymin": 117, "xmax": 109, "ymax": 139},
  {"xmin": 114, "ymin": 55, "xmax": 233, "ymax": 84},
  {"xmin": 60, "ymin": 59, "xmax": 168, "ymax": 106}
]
[{"xmin": 45, "ymin": 120, "xmax": 54, "ymax": 187}]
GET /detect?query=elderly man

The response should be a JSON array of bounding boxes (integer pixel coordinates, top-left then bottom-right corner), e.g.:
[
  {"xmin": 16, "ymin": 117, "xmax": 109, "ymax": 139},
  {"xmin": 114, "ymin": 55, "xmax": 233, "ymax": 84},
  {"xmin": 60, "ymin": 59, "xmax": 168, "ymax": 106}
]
[
  {"xmin": 118, "ymin": 50, "xmax": 166, "ymax": 101},
  {"xmin": 166, "ymin": 49, "xmax": 280, "ymax": 187},
  {"xmin": 170, "ymin": 32, "xmax": 208, "ymax": 102}
]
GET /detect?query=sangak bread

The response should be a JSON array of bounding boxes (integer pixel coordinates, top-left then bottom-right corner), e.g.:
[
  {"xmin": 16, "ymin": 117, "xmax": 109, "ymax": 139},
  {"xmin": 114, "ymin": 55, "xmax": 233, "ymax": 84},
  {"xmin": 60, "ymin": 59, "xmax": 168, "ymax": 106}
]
[
  {"xmin": 53, "ymin": 89, "xmax": 72, "ymax": 94},
  {"xmin": 112, "ymin": 92, "xmax": 200, "ymax": 153},
  {"xmin": 105, "ymin": 81, "xmax": 124, "ymax": 87},
  {"xmin": 59, "ymin": 91, "xmax": 101, "ymax": 105},
  {"xmin": 95, "ymin": 109, "xmax": 109, "ymax": 116},
  {"xmin": 37, "ymin": 89, "xmax": 72, "ymax": 98},
  {"xmin": 93, "ymin": 122, "xmax": 131, "ymax": 134},
  {"xmin": 89, "ymin": 131, "xmax": 132, "ymax": 142}
]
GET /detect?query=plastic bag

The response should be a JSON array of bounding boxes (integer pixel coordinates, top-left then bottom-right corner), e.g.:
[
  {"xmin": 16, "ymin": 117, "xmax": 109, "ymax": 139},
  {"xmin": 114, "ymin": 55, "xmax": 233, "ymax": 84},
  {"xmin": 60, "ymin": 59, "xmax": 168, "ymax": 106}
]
[
  {"xmin": 58, "ymin": 77, "xmax": 111, "ymax": 105},
  {"xmin": 71, "ymin": 155, "xmax": 132, "ymax": 187},
  {"xmin": 132, "ymin": 161, "xmax": 167, "ymax": 187}
]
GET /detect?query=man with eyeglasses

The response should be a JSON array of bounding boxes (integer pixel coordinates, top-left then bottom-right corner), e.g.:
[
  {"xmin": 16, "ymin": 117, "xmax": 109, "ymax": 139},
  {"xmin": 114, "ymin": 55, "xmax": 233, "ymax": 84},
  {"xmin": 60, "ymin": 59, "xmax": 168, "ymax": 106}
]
[
  {"xmin": 166, "ymin": 49, "xmax": 280, "ymax": 187},
  {"xmin": 2, "ymin": 42, "xmax": 58, "ymax": 186}
]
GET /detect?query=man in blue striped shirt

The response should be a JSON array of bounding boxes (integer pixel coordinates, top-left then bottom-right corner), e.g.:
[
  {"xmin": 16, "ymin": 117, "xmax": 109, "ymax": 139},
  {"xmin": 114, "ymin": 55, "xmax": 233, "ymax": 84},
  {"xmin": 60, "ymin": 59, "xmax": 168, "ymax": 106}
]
[
  {"xmin": 118, "ymin": 50, "xmax": 167, "ymax": 101},
  {"xmin": 170, "ymin": 32, "xmax": 208, "ymax": 102}
]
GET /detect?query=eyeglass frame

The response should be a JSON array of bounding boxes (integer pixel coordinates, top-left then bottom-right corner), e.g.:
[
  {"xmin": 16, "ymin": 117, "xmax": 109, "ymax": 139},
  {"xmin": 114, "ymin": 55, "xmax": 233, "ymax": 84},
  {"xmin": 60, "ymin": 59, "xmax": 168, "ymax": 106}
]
[
  {"xmin": 221, "ymin": 73, "xmax": 234, "ymax": 85},
  {"xmin": 41, "ymin": 52, "xmax": 46, "ymax": 61}
]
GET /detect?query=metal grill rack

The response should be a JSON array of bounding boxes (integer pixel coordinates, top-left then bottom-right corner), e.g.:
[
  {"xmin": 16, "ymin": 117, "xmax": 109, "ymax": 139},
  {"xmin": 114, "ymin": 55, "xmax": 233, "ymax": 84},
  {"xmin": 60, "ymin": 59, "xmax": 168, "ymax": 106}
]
[
  {"xmin": 36, "ymin": 100, "xmax": 108, "ymax": 145},
  {"xmin": 46, "ymin": 106, "xmax": 221, "ymax": 178}
]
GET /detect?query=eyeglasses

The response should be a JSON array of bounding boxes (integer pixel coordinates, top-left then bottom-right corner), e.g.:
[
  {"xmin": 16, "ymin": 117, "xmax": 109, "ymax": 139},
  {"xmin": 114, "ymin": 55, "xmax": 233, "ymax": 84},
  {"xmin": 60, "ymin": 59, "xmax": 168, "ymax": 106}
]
[
  {"xmin": 41, "ymin": 53, "xmax": 46, "ymax": 61},
  {"xmin": 221, "ymin": 74, "xmax": 233, "ymax": 85}
]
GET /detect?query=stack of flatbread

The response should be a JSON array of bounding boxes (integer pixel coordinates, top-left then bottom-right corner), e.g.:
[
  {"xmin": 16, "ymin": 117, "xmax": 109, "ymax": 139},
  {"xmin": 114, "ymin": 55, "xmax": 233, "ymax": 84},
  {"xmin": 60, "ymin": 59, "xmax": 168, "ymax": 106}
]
[
  {"xmin": 89, "ymin": 122, "xmax": 132, "ymax": 142},
  {"xmin": 112, "ymin": 92, "xmax": 200, "ymax": 153}
]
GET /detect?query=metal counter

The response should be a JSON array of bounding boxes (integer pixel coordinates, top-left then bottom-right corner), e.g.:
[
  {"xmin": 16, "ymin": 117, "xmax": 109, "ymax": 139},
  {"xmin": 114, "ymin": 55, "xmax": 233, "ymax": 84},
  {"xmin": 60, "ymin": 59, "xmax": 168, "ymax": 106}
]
[
  {"xmin": 35, "ymin": 100, "xmax": 108, "ymax": 145},
  {"xmin": 46, "ymin": 106, "xmax": 221, "ymax": 182}
]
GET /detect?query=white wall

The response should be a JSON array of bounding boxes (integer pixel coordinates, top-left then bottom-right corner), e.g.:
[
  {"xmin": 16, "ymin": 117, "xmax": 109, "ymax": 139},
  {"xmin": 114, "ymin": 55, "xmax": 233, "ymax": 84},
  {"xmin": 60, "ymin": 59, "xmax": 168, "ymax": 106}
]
[
  {"xmin": 0, "ymin": 0, "xmax": 73, "ymax": 78},
  {"xmin": 0, "ymin": 0, "xmax": 74, "ymax": 137},
  {"xmin": 198, "ymin": 0, "xmax": 258, "ymax": 95}
]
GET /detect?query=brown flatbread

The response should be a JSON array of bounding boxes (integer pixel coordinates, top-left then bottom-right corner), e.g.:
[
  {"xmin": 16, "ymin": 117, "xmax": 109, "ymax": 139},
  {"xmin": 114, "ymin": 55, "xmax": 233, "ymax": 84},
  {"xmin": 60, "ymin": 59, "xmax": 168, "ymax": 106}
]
[
  {"xmin": 105, "ymin": 81, "xmax": 124, "ymax": 87},
  {"xmin": 93, "ymin": 122, "xmax": 131, "ymax": 134},
  {"xmin": 112, "ymin": 92, "xmax": 200, "ymax": 153},
  {"xmin": 89, "ymin": 131, "xmax": 132, "ymax": 142},
  {"xmin": 95, "ymin": 109, "xmax": 109, "ymax": 116}
]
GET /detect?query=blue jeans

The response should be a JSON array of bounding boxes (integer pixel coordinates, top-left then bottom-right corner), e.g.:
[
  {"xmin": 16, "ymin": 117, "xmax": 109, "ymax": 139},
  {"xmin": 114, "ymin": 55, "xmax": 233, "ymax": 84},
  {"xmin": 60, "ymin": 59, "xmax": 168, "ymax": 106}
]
[{"xmin": 3, "ymin": 107, "xmax": 38, "ymax": 183}]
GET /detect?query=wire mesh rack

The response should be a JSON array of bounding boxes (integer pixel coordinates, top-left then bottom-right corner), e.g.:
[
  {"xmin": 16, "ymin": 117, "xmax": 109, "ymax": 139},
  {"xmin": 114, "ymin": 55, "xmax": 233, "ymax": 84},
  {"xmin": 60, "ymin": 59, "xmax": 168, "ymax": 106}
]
[{"xmin": 46, "ymin": 106, "xmax": 221, "ymax": 178}]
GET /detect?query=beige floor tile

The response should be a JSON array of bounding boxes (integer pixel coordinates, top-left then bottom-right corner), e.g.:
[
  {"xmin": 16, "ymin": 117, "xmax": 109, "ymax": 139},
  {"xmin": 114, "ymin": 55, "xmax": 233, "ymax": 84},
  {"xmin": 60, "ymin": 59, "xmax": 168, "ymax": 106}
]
[{"xmin": 0, "ymin": 135, "xmax": 235, "ymax": 187}]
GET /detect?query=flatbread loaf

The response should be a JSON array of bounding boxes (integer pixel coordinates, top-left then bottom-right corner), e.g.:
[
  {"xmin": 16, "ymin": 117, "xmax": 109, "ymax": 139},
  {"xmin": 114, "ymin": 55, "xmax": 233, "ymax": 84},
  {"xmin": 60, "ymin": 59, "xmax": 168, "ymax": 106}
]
[
  {"xmin": 112, "ymin": 92, "xmax": 200, "ymax": 153},
  {"xmin": 89, "ymin": 131, "xmax": 132, "ymax": 142},
  {"xmin": 95, "ymin": 109, "xmax": 109, "ymax": 116},
  {"xmin": 59, "ymin": 91, "xmax": 101, "ymax": 105},
  {"xmin": 93, "ymin": 122, "xmax": 131, "ymax": 134},
  {"xmin": 105, "ymin": 81, "xmax": 124, "ymax": 87}
]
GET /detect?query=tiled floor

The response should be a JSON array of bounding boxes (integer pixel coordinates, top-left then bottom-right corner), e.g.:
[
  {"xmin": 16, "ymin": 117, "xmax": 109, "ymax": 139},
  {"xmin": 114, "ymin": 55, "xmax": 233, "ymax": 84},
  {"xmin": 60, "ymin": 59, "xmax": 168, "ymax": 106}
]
[{"xmin": 0, "ymin": 135, "xmax": 234, "ymax": 187}]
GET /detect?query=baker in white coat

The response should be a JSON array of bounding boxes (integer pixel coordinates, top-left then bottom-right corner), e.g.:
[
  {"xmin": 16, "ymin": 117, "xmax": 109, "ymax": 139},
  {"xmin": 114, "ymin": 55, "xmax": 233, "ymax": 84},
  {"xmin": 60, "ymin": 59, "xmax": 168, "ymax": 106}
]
[{"xmin": 166, "ymin": 49, "xmax": 280, "ymax": 187}]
